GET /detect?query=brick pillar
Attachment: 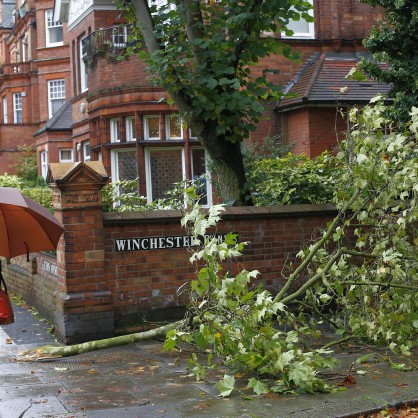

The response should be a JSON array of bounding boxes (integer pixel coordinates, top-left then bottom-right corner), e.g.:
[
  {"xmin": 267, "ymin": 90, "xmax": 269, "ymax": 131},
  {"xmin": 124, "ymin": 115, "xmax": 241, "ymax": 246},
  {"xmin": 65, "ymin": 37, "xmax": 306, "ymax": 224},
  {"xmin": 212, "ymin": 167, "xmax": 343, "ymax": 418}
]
[{"xmin": 47, "ymin": 161, "xmax": 113, "ymax": 344}]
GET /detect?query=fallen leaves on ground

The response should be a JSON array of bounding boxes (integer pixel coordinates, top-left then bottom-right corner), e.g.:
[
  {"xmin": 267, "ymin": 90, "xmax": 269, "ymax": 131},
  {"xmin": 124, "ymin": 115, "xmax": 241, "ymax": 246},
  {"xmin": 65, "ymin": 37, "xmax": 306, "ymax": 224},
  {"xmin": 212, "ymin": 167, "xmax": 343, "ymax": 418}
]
[
  {"xmin": 337, "ymin": 375, "xmax": 357, "ymax": 386},
  {"xmin": 360, "ymin": 403, "xmax": 418, "ymax": 417}
]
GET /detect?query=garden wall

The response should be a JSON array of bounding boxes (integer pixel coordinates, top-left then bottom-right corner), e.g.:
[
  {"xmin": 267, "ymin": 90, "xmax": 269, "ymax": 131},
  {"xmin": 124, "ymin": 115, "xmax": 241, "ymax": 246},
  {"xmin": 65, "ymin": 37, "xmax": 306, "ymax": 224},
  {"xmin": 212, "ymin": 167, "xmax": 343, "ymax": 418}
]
[{"xmin": 3, "ymin": 162, "xmax": 337, "ymax": 343}]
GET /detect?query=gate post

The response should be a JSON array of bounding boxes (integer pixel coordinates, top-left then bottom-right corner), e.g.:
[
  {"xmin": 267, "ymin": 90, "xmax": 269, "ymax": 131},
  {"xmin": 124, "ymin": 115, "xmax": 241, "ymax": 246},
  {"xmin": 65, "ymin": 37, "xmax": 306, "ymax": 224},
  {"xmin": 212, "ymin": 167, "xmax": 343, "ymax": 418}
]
[{"xmin": 47, "ymin": 162, "xmax": 112, "ymax": 344}]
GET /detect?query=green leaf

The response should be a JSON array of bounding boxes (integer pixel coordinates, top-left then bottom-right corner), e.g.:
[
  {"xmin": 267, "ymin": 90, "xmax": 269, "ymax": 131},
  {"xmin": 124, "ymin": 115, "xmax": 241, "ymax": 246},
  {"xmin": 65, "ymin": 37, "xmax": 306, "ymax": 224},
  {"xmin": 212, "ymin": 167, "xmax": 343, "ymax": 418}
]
[
  {"xmin": 247, "ymin": 377, "xmax": 269, "ymax": 395},
  {"xmin": 355, "ymin": 354, "xmax": 372, "ymax": 364},
  {"xmin": 216, "ymin": 374, "xmax": 235, "ymax": 397},
  {"xmin": 319, "ymin": 294, "xmax": 332, "ymax": 303},
  {"xmin": 224, "ymin": 232, "xmax": 237, "ymax": 245},
  {"xmin": 389, "ymin": 360, "xmax": 412, "ymax": 371}
]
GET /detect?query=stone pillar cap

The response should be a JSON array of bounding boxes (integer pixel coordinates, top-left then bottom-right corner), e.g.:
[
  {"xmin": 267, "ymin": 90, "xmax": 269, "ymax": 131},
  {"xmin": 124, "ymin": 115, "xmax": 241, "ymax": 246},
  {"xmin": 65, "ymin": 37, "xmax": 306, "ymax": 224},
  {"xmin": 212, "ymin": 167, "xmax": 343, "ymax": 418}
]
[{"xmin": 47, "ymin": 162, "xmax": 109, "ymax": 188}]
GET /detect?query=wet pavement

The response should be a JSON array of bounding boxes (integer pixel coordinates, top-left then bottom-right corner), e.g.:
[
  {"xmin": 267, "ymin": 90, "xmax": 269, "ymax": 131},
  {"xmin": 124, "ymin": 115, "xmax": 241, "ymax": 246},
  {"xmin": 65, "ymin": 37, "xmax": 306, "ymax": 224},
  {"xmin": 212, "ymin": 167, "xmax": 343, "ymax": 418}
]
[{"xmin": 0, "ymin": 302, "xmax": 417, "ymax": 418}]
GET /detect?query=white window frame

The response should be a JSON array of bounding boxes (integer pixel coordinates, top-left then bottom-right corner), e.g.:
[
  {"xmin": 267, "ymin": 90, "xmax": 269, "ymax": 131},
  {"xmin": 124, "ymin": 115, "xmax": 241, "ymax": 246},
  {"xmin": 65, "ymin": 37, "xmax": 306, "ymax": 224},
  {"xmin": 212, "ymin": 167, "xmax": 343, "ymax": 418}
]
[
  {"xmin": 126, "ymin": 116, "xmax": 136, "ymax": 141},
  {"xmin": 191, "ymin": 148, "xmax": 212, "ymax": 207},
  {"xmin": 40, "ymin": 150, "xmax": 48, "ymax": 179},
  {"xmin": 80, "ymin": 36, "xmax": 88, "ymax": 93},
  {"xmin": 3, "ymin": 96, "xmax": 7, "ymax": 123},
  {"xmin": 13, "ymin": 93, "xmax": 22, "ymax": 124},
  {"xmin": 282, "ymin": 1, "xmax": 315, "ymax": 39},
  {"xmin": 110, "ymin": 148, "xmax": 138, "ymax": 182},
  {"xmin": 59, "ymin": 148, "xmax": 74, "ymax": 163},
  {"xmin": 144, "ymin": 147, "xmax": 185, "ymax": 203},
  {"xmin": 83, "ymin": 141, "xmax": 91, "ymax": 161},
  {"xmin": 143, "ymin": 115, "xmax": 160, "ymax": 140},
  {"xmin": 110, "ymin": 118, "xmax": 120, "ymax": 143},
  {"xmin": 112, "ymin": 25, "xmax": 128, "ymax": 49},
  {"xmin": 45, "ymin": 9, "xmax": 64, "ymax": 47},
  {"xmin": 165, "ymin": 114, "xmax": 183, "ymax": 140},
  {"xmin": 48, "ymin": 79, "xmax": 65, "ymax": 118},
  {"xmin": 189, "ymin": 128, "xmax": 197, "ymax": 140},
  {"xmin": 110, "ymin": 148, "xmax": 138, "ymax": 208}
]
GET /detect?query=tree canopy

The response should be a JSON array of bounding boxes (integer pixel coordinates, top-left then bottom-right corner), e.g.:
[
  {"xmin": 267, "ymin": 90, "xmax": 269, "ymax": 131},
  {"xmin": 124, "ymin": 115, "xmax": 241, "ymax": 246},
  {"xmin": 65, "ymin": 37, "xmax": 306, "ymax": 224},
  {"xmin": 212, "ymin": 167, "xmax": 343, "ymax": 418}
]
[
  {"xmin": 359, "ymin": 0, "xmax": 418, "ymax": 124},
  {"xmin": 122, "ymin": 0, "xmax": 313, "ymax": 205}
]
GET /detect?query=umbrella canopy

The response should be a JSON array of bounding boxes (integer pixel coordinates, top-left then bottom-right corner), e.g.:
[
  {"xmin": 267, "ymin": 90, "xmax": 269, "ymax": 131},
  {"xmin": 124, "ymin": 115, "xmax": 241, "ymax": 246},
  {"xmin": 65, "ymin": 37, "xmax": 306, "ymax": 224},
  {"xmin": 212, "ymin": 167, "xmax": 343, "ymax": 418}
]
[{"xmin": 0, "ymin": 187, "xmax": 64, "ymax": 259}]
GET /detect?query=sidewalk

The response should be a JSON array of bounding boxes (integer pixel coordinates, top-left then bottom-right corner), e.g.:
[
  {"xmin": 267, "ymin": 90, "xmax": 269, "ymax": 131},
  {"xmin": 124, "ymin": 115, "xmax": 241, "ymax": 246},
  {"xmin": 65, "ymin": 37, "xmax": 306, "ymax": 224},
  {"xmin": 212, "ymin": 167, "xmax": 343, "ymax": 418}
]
[{"xmin": 0, "ymin": 302, "xmax": 417, "ymax": 418}]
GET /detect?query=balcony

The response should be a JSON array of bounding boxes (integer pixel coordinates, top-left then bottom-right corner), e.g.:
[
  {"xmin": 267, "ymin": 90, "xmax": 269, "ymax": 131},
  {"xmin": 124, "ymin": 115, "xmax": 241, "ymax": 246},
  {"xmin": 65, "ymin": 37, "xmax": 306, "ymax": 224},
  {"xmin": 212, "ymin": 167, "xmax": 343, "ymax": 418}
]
[
  {"xmin": 0, "ymin": 62, "xmax": 33, "ymax": 76},
  {"xmin": 82, "ymin": 24, "xmax": 137, "ymax": 69}
]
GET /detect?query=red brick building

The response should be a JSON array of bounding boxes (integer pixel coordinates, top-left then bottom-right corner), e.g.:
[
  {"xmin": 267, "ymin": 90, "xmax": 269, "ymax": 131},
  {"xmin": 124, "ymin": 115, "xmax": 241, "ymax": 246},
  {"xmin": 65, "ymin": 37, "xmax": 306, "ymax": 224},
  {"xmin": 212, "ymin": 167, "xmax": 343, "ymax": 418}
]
[
  {"xmin": 1, "ymin": 0, "xmax": 388, "ymax": 199},
  {"xmin": 0, "ymin": 0, "xmax": 71, "ymax": 173}
]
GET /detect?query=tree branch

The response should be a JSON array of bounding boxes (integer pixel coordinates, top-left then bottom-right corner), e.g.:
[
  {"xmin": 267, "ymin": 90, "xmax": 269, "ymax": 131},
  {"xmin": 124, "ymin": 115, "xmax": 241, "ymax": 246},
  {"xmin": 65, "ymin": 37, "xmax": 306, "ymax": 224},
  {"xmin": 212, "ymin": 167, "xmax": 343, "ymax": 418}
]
[
  {"xmin": 292, "ymin": 300, "xmax": 339, "ymax": 329},
  {"xmin": 280, "ymin": 249, "xmax": 344, "ymax": 305},
  {"xmin": 274, "ymin": 191, "xmax": 361, "ymax": 303},
  {"xmin": 16, "ymin": 320, "xmax": 183, "ymax": 361},
  {"xmin": 181, "ymin": 0, "xmax": 206, "ymax": 63},
  {"xmin": 231, "ymin": 0, "xmax": 263, "ymax": 70},
  {"xmin": 321, "ymin": 335, "xmax": 365, "ymax": 350},
  {"xmin": 132, "ymin": 0, "xmax": 160, "ymax": 55},
  {"xmin": 341, "ymin": 281, "xmax": 418, "ymax": 291}
]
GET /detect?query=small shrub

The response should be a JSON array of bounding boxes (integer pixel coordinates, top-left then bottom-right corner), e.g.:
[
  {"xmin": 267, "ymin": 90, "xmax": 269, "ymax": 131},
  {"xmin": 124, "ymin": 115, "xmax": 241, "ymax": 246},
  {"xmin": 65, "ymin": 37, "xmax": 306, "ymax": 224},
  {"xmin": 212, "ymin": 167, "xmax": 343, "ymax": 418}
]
[
  {"xmin": 247, "ymin": 151, "xmax": 340, "ymax": 206},
  {"xmin": 21, "ymin": 187, "xmax": 53, "ymax": 210},
  {"xmin": 0, "ymin": 173, "xmax": 23, "ymax": 189}
]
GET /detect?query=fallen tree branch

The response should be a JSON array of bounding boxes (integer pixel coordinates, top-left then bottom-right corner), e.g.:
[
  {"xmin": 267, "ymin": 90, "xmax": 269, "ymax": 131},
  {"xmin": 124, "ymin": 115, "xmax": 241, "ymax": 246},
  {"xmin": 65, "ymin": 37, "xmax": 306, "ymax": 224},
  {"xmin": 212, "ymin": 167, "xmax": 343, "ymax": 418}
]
[
  {"xmin": 341, "ymin": 281, "xmax": 418, "ymax": 291},
  {"xmin": 16, "ymin": 320, "xmax": 184, "ymax": 361},
  {"xmin": 321, "ymin": 335, "xmax": 365, "ymax": 350},
  {"xmin": 274, "ymin": 190, "xmax": 362, "ymax": 303}
]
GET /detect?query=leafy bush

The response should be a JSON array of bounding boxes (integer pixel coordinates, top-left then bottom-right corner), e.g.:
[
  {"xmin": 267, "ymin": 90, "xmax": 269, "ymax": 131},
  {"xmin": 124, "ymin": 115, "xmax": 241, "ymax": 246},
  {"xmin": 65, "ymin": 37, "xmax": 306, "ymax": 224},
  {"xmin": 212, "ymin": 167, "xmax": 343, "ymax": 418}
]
[
  {"xmin": 13, "ymin": 145, "xmax": 39, "ymax": 187},
  {"xmin": 0, "ymin": 173, "xmax": 23, "ymax": 189},
  {"xmin": 21, "ymin": 187, "xmax": 53, "ymax": 210},
  {"xmin": 0, "ymin": 173, "xmax": 53, "ymax": 209},
  {"xmin": 247, "ymin": 151, "xmax": 340, "ymax": 206}
]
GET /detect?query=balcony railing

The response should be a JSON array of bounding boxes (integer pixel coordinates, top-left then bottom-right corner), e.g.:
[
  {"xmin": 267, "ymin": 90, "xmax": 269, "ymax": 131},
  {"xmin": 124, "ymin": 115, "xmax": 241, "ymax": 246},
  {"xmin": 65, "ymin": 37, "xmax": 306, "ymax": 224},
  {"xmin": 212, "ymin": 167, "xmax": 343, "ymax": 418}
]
[
  {"xmin": 82, "ymin": 24, "xmax": 137, "ymax": 69},
  {"xmin": 0, "ymin": 62, "xmax": 33, "ymax": 76}
]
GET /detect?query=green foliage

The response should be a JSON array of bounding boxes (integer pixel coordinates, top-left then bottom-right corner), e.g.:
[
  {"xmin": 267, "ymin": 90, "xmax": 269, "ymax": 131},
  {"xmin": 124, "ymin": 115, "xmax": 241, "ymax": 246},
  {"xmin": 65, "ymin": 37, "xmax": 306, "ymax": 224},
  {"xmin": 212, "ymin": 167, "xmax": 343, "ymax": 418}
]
[
  {"xmin": 164, "ymin": 192, "xmax": 336, "ymax": 396},
  {"xmin": 20, "ymin": 187, "xmax": 53, "ymax": 210},
  {"xmin": 165, "ymin": 100, "xmax": 418, "ymax": 397},
  {"xmin": 119, "ymin": 0, "xmax": 314, "ymax": 204},
  {"xmin": 13, "ymin": 145, "xmax": 39, "ymax": 187},
  {"xmin": 102, "ymin": 177, "xmax": 208, "ymax": 212},
  {"xmin": 0, "ymin": 173, "xmax": 23, "ymax": 188},
  {"xmin": 302, "ymin": 99, "xmax": 418, "ymax": 353},
  {"xmin": 359, "ymin": 0, "xmax": 418, "ymax": 125},
  {"xmin": 247, "ymin": 152, "xmax": 340, "ymax": 205},
  {"xmin": 102, "ymin": 179, "xmax": 147, "ymax": 212},
  {"xmin": 242, "ymin": 134, "xmax": 294, "ymax": 165},
  {"xmin": 124, "ymin": 0, "xmax": 311, "ymax": 141},
  {"xmin": 0, "ymin": 173, "xmax": 52, "ymax": 209}
]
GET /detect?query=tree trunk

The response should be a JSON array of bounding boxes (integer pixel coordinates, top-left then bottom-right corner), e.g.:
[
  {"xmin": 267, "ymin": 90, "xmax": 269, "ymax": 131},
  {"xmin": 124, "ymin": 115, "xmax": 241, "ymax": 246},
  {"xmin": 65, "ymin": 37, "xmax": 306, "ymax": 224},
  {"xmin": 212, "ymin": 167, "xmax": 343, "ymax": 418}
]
[
  {"xmin": 201, "ymin": 132, "xmax": 252, "ymax": 206},
  {"xmin": 17, "ymin": 320, "xmax": 183, "ymax": 361}
]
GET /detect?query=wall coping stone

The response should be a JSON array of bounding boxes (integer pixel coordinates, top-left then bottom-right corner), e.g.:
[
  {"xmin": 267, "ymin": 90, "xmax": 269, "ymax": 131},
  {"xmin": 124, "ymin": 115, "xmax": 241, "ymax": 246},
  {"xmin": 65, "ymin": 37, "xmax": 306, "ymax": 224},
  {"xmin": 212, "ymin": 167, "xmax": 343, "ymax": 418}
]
[{"xmin": 103, "ymin": 203, "xmax": 338, "ymax": 226}]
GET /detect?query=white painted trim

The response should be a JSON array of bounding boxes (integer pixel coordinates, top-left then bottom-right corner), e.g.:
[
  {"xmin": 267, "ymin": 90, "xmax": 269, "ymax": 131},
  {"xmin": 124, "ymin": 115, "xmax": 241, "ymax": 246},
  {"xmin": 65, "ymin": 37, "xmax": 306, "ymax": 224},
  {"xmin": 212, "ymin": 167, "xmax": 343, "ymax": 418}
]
[
  {"xmin": 68, "ymin": 4, "xmax": 118, "ymax": 32},
  {"xmin": 143, "ymin": 115, "xmax": 160, "ymax": 140},
  {"xmin": 165, "ymin": 114, "xmax": 183, "ymax": 140}
]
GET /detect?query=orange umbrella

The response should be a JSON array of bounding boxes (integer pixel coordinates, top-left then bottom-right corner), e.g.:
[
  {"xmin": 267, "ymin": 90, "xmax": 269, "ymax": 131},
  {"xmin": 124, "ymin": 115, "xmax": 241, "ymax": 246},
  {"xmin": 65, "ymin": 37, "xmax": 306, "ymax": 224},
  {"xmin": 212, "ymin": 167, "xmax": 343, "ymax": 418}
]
[{"xmin": 0, "ymin": 187, "xmax": 64, "ymax": 259}]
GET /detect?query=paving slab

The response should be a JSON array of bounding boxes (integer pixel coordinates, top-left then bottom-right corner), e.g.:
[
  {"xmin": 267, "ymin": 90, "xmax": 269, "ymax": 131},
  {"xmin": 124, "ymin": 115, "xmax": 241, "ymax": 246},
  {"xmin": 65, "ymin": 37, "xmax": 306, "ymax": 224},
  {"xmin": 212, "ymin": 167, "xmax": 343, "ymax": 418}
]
[{"xmin": 1, "ymin": 302, "xmax": 417, "ymax": 418}]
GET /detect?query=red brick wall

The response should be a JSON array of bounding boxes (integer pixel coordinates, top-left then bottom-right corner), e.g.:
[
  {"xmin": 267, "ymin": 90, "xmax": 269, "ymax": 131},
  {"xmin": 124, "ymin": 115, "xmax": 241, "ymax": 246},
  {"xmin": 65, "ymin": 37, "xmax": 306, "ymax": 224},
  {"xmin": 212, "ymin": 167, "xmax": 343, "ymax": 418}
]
[
  {"xmin": 103, "ymin": 205, "xmax": 336, "ymax": 324},
  {"xmin": 286, "ymin": 108, "xmax": 347, "ymax": 157},
  {"xmin": 4, "ymin": 203, "xmax": 336, "ymax": 342},
  {"xmin": 0, "ymin": 124, "xmax": 39, "ymax": 173},
  {"xmin": 4, "ymin": 252, "xmax": 59, "ymax": 321}
]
